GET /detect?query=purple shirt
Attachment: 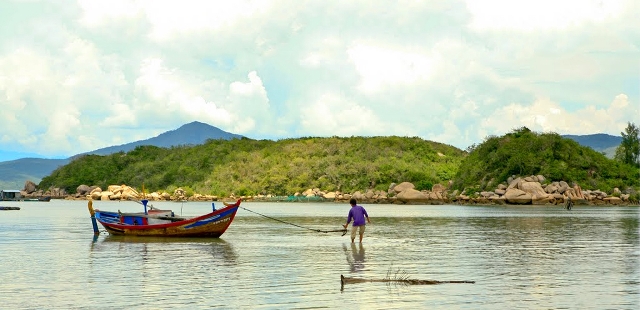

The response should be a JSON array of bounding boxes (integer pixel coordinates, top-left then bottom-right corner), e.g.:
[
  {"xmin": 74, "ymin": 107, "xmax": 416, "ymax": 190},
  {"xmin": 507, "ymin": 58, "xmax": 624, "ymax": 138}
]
[{"xmin": 346, "ymin": 205, "xmax": 368, "ymax": 226}]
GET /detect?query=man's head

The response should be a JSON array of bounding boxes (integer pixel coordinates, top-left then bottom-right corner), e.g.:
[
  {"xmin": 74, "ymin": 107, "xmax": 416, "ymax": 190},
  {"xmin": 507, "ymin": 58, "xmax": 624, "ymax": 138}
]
[{"xmin": 350, "ymin": 198, "xmax": 357, "ymax": 206}]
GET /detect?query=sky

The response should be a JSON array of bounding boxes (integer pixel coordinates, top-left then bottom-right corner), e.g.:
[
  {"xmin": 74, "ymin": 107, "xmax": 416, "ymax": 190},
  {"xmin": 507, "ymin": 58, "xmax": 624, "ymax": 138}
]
[{"xmin": 0, "ymin": 0, "xmax": 639, "ymax": 161}]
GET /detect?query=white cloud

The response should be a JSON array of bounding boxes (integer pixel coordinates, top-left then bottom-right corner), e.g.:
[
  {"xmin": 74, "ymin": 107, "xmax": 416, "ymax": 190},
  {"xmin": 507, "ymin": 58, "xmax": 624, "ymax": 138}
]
[
  {"xmin": 466, "ymin": 0, "xmax": 627, "ymax": 31},
  {"xmin": 348, "ymin": 44, "xmax": 437, "ymax": 93},
  {"xmin": 299, "ymin": 93, "xmax": 386, "ymax": 136},
  {"xmin": 79, "ymin": 0, "xmax": 275, "ymax": 40},
  {"xmin": 0, "ymin": 0, "xmax": 639, "ymax": 159},
  {"xmin": 78, "ymin": 0, "xmax": 143, "ymax": 27},
  {"xmin": 481, "ymin": 94, "xmax": 640, "ymax": 136}
]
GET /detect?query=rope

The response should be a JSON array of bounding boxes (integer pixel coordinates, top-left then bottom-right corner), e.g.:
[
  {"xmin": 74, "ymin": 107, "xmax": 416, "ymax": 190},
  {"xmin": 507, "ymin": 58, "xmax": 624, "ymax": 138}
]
[{"xmin": 239, "ymin": 206, "xmax": 347, "ymax": 235}]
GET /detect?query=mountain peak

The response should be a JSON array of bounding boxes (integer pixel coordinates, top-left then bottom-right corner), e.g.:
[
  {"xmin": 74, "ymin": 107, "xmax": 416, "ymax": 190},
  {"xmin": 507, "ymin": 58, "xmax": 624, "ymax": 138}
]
[{"xmin": 84, "ymin": 122, "xmax": 244, "ymax": 156}]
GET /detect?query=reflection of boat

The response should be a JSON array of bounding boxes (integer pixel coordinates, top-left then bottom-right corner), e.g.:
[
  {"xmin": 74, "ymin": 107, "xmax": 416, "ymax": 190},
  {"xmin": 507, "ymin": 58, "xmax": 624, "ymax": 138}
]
[
  {"xmin": 21, "ymin": 196, "xmax": 51, "ymax": 202},
  {"xmin": 90, "ymin": 234, "xmax": 239, "ymax": 264},
  {"xmin": 88, "ymin": 199, "xmax": 241, "ymax": 237}
]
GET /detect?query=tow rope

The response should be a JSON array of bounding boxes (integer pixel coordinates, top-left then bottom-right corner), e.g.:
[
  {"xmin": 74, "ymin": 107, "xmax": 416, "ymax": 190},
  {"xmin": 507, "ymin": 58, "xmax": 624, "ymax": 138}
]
[{"xmin": 239, "ymin": 206, "xmax": 348, "ymax": 236}]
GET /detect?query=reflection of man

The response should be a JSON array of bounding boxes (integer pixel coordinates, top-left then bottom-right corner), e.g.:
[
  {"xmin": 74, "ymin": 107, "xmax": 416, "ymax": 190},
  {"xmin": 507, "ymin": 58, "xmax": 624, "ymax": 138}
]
[{"xmin": 343, "ymin": 243, "xmax": 366, "ymax": 272}]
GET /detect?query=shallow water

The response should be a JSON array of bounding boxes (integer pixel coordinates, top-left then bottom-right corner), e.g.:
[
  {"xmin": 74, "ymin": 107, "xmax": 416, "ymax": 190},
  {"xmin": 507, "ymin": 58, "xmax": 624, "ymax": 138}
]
[{"xmin": 0, "ymin": 200, "xmax": 638, "ymax": 309}]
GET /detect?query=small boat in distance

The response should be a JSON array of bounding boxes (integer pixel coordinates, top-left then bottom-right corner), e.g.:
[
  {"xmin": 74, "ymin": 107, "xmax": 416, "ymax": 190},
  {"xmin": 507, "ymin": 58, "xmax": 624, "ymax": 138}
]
[{"xmin": 88, "ymin": 199, "xmax": 241, "ymax": 238}]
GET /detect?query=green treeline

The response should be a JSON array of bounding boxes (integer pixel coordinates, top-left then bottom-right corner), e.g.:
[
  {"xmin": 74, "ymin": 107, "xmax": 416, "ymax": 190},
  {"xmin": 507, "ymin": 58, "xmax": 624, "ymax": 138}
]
[
  {"xmin": 38, "ymin": 129, "xmax": 640, "ymax": 197},
  {"xmin": 38, "ymin": 136, "xmax": 464, "ymax": 196},
  {"xmin": 453, "ymin": 127, "xmax": 640, "ymax": 193}
]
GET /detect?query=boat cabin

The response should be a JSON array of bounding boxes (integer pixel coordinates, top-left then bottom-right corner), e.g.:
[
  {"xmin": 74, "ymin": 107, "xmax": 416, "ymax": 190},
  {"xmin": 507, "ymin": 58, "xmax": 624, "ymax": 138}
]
[{"xmin": 1, "ymin": 190, "xmax": 22, "ymax": 201}]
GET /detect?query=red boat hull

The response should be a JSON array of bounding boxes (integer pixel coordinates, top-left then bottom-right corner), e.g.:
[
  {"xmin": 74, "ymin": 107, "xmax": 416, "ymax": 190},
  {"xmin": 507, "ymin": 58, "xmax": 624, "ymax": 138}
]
[{"xmin": 94, "ymin": 200, "xmax": 241, "ymax": 237}]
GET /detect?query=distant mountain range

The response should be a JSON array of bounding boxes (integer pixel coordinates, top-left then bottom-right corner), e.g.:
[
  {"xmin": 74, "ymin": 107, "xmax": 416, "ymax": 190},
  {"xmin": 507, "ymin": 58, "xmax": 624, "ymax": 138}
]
[
  {"xmin": 0, "ymin": 125, "xmax": 623, "ymax": 190},
  {"xmin": 75, "ymin": 121, "xmax": 243, "ymax": 156},
  {"xmin": 0, "ymin": 121, "xmax": 243, "ymax": 189},
  {"xmin": 562, "ymin": 133, "xmax": 621, "ymax": 158}
]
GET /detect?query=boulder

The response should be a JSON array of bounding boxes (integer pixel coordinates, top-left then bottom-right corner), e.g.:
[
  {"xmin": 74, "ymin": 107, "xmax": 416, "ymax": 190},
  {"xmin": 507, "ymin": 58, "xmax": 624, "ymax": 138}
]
[
  {"xmin": 519, "ymin": 181, "xmax": 548, "ymax": 198},
  {"xmin": 90, "ymin": 187, "xmax": 102, "ymax": 195},
  {"xmin": 507, "ymin": 177, "xmax": 522, "ymax": 189},
  {"xmin": 323, "ymin": 192, "xmax": 337, "ymax": 199},
  {"xmin": 572, "ymin": 184, "xmax": 585, "ymax": 199},
  {"xmin": 531, "ymin": 194, "xmax": 552, "ymax": 205},
  {"xmin": 24, "ymin": 181, "xmax": 37, "ymax": 194},
  {"xmin": 603, "ymin": 197, "xmax": 622, "ymax": 205},
  {"xmin": 489, "ymin": 196, "xmax": 507, "ymax": 204},
  {"xmin": 108, "ymin": 185, "xmax": 122, "ymax": 194},
  {"xmin": 388, "ymin": 183, "xmax": 397, "ymax": 194},
  {"xmin": 480, "ymin": 191, "xmax": 494, "ymax": 198},
  {"xmin": 393, "ymin": 182, "xmax": 415, "ymax": 193},
  {"xmin": 558, "ymin": 181, "xmax": 569, "ymax": 194},
  {"xmin": 504, "ymin": 188, "xmax": 532, "ymax": 204},
  {"xmin": 352, "ymin": 191, "xmax": 365, "ymax": 201},
  {"xmin": 432, "ymin": 184, "xmax": 446, "ymax": 193},
  {"xmin": 428, "ymin": 191, "xmax": 441, "ymax": 200},
  {"xmin": 365, "ymin": 190, "xmax": 375, "ymax": 199},
  {"xmin": 100, "ymin": 192, "xmax": 113, "ymax": 201},
  {"xmin": 396, "ymin": 188, "xmax": 429, "ymax": 203},
  {"xmin": 120, "ymin": 186, "xmax": 138, "ymax": 198},
  {"xmin": 77, "ymin": 184, "xmax": 92, "ymax": 195}
]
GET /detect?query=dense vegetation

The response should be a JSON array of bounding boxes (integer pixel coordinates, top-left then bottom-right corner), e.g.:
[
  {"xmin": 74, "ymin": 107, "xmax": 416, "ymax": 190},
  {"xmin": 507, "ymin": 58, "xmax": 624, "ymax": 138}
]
[
  {"xmin": 452, "ymin": 127, "xmax": 640, "ymax": 193},
  {"xmin": 38, "ymin": 128, "xmax": 640, "ymax": 198},
  {"xmin": 614, "ymin": 122, "xmax": 640, "ymax": 167},
  {"xmin": 38, "ymin": 136, "xmax": 464, "ymax": 196}
]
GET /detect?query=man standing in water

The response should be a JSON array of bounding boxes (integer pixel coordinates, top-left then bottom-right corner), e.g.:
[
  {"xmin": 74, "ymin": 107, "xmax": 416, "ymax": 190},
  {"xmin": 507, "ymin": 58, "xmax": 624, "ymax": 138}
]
[{"xmin": 343, "ymin": 198, "xmax": 371, "ymax": 243}]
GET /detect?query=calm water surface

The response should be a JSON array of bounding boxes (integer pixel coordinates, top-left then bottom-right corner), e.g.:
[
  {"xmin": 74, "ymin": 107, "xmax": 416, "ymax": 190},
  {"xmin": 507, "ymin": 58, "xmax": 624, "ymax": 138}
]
[{"xmin": 0, "ymin": 200, "xmax": 638, "ymax": 309}]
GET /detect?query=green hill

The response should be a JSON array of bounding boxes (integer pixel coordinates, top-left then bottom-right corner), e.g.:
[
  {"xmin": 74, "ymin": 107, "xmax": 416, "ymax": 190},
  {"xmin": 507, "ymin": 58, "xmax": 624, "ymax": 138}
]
[
  {"xmin": 38, "ymin": 136, "xmax": 465, "ymax": 196},
  {"xmin": 452, "ymin": 127, "xmax": 640, "ymax": 193}
]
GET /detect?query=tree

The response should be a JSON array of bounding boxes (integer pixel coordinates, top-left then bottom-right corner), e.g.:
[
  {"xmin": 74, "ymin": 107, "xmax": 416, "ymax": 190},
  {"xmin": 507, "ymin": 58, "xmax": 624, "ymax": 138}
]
[{"xmin": 615, "ymin": 122, "xmax": 640, "ymax": 167}]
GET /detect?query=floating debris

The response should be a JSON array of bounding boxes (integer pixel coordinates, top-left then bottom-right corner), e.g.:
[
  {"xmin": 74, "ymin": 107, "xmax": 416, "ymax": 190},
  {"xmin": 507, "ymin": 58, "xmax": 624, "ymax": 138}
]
[
  {"xmin": 340, "ymin": 268, "xmax": 474, "ymax": 290},
  {"xmin": 0, "ymin": 206, "xmax": 20, "ymax": 210}
]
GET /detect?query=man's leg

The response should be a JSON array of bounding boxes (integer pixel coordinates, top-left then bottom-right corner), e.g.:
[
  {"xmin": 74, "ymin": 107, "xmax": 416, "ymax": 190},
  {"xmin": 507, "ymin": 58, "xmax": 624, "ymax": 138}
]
[
  {"xmin": 358, "ymin": 225, "xmax": 366, "ymax": 243},
  {"xmin": 350, "ymin": 226, "xmax": 357, "ymax": 243}
]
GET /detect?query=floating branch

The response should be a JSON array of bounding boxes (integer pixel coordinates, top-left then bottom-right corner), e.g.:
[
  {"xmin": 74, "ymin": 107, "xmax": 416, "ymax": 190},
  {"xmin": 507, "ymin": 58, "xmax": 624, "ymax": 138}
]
[
  {"xmin": 340, "ymin": 268, "xmax": 475, "ymax": 290},
  {"xmin": 0, "ymin": 206, "xmax": 20, "ymax": 210}
]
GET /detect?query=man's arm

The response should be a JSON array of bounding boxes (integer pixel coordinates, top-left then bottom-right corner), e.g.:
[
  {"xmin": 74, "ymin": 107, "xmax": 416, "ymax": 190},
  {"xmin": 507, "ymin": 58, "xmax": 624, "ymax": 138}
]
[{"xmin": 343, "ymin": 210, "xmax": 353, "ymax": 228}]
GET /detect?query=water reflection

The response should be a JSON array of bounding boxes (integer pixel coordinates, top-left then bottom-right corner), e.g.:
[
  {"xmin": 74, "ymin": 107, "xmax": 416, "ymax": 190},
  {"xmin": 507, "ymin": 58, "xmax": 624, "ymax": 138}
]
[
  {"xmin": 89, "ymin": 235, "xmax": 238, "ymax": 264},
  {"xmin": 343, "ymin": 243, "xmax": 365, "ymax": 272}
]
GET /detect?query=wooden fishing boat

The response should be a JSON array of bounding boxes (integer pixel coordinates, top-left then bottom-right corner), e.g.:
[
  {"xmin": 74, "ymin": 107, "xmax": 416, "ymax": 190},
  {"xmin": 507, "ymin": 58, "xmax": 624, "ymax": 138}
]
[{"xmin": 88, "ymin": 199, "xmax": 241, "ymax": 237}]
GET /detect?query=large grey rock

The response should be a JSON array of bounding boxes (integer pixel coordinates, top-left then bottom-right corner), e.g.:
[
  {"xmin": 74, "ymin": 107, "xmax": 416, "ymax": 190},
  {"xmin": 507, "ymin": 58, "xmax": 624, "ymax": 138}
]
[
  {"xmin": 77, "ymin": 184, "xmax": 92, "ymax": 195},
  {"xmin": 432, "ymin": 184, "xmax": 446, "ymax": 193},
  {"xmin": 504, "ymin": 188, "xmax": 532, "ymax": 204},
  {"xmin": 393, "ymin": 182, "xmax": 415, "ymax": 193},
  {"xmin": 24, "ymin": 181, "xmax": 37, "ymax": 194},
  {"xmin": 396, "ymin": 188, "xmax": 429, "ymax": 203},
  {"xmin": 519, "ymin": 181, "xmax": 548, "ymax": 198}
]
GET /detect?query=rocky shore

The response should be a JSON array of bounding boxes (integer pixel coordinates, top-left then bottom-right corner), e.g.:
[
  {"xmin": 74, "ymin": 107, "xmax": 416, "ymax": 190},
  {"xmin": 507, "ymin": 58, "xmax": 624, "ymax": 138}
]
[{"xmin": 19, "ymin": 175, "xmax": 638, "ymax": 206}]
